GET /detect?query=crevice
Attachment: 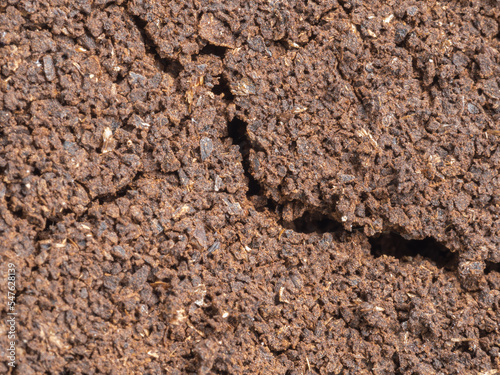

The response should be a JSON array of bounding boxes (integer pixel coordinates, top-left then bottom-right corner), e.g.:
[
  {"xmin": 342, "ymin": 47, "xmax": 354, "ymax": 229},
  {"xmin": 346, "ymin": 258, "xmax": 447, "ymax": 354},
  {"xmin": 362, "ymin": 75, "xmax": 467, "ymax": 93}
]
[
  {"xmin": 485, "ymin": 261, "xmax": 500, "ymax": 275},
  {"xmin": 217, "ymin": 20, "xmax": 458, "ymax": 276},
  {"xmin": 282, "ymin": 211, "xmax": 342, "ymax": 234},
  {"xmin": 226, "ymin": 115, "xmax": 344, "ymax": 232},
  {"xmin": 213, "ymin": 75, "xmax": 234, "ymax": 100},
  {"xmin": 227, "ymin": 117, "xmax": 261, "ymax": 198},
  {"xmin": 199, "ymin": 43, "xmax": 228, "ymax": 58},
  {"xmin": 226, "ymin": 114, "xmax": 454, "ymax": 273},
  {"xmin": 369, "ymin": 232, "xmax": 458, "ymax": 270},
  {"xmin": 43, "ymin": 217, "xmax": 58, "ymax": 232},
  {"xmin": 198, "ymin": 43, "xmax": 233, "ymax": 99},
  {"xmin": 128, "ymin": 14, "xmax": 183, "ymax": 78},
  {"xmin": 159, "ymin": 57, "xmax": 184, "ymax": 79}
]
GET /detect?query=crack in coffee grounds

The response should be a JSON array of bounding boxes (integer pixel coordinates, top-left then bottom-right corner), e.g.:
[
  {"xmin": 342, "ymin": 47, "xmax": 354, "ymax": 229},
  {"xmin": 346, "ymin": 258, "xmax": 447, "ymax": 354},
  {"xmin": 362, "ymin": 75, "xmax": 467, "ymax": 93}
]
[
  {"xmin": 2, "ymin": 1, "xmax": 500, "ymax": 373},
  {"xmin": 126, "ymin": 6, "xmax": 495, "ymax": 278}
]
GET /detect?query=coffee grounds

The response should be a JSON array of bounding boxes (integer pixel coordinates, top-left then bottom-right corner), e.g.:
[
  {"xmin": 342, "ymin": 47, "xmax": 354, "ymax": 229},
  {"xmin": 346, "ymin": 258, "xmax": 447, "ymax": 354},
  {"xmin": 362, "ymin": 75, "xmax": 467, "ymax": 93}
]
[{"xmin": 1, "ymin": 0, "xmax": 499, "ymax": 374}]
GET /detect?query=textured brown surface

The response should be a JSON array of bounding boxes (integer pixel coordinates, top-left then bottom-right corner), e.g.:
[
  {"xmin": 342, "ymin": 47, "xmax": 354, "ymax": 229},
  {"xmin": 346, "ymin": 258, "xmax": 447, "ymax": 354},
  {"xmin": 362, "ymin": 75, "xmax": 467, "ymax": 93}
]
[
  {"xmin": 0, "ymin": 0, "xmax": 499, "ymax": 374},
  {"xmin": 225, "ymin": 1, "xmax": 500, "ymax": 278}
]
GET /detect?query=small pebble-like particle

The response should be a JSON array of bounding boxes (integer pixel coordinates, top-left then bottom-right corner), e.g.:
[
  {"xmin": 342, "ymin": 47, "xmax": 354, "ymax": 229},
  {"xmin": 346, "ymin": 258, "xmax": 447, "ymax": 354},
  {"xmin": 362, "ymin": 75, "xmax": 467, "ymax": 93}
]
[
  {"xmin": 101, "ymin": 127, "xmax": 114, "ymax": 153},
  {"xmin": 200, "ymin": 137, "xmax": 213, "ymax": 161},
  {"xmin": 43, "ymin": 55, "xmax": 56, "ymax": 81}
]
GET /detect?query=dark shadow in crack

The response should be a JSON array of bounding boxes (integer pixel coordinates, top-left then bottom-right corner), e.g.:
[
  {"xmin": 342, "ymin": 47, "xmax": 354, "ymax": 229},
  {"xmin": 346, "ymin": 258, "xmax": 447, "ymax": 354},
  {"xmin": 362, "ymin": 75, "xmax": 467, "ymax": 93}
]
[
  {"xmin": 199, "ymin": 43, "xmax": 227, "ymax": 58},
  {"xmin": 369, "ymin": 232, "xmax": 458, "ymax": 270},
  {"xmin": 283, "ymin": 211, "xmax": 343, "ymax": 234},
  {"xmin": 227, "ymin": 117, "xmax": 260, "ymax": 197},
  {"xmin": 213, "ymin": 75, "xmax": 234, "ymax": 100},
  {"xmin": 221, "ymin": 66, "xmax": 457, "ymax": 273},
  {"xmin": 485, "ymin": 261, "xmax": 500, "ymax": 275},
  {"xmin": 129, "ymin": 14, "xmax": 183, "ymax": 77}
]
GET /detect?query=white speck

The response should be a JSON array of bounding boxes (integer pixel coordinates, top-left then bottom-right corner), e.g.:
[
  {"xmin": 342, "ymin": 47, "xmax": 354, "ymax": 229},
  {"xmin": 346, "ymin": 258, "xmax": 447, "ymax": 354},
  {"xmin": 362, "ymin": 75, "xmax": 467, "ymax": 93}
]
[
  {"xmin": 383, "ymin": 14, "xmax": 394, "ymax": 24},
  {"xmin": 293, "ymin": 106, "xmax": 308, "ymax": 114},
  {"xmin": 194, "ymin": 286, "xmax": 207, "ymax": 307},
  {"xmin": 341, "ymin": 216, "xmax": 348, "ymax": 222},
  {"xmin": 103, "ymin": 127, "xmax": 112, "ymax": 138},
  {"xmin": 429, "ymin": 59, "xmax": 433, "ymax": 63},
  {"xmin": 222, "ymin": 312, "xmax": 229, "ymax": 318},
  {"xmin": 214, "ymin": 175, "xmax": 222, "ymax": 192},
  {"xmin": 147, "ymin": 351, "xmax": 159, "ymax": 359}
]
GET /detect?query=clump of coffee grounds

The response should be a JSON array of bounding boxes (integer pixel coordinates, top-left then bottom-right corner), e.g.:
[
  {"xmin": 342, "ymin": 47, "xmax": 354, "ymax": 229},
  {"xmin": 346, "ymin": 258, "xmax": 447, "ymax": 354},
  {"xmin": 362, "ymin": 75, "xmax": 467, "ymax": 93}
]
[{"xmin": 0, "ymin": 0, "xmax": 499, "ymax": 374}]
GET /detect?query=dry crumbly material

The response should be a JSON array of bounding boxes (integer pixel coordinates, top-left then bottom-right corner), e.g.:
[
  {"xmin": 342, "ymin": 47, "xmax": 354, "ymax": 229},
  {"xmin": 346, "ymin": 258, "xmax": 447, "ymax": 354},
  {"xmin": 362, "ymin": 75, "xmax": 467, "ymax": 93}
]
[
  {"xmin": 0, "ymin": 0, "xmax": 499, "ymax": 374},
  {"xmin": 224, "ymin": 1, "xmax": 500, "ymax": 282}
]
